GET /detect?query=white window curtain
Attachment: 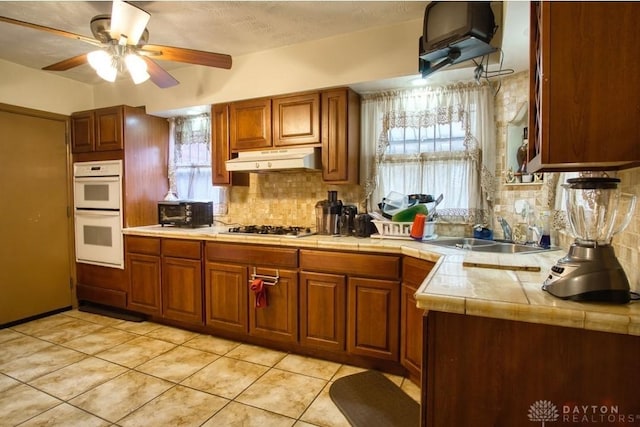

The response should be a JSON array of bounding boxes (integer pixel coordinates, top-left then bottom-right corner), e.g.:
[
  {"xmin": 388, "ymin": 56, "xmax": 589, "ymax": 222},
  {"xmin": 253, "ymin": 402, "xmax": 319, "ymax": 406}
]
[
  {"xmin": 167, "ymin": 114, "xmax": 228, "ymax": 215},
  {"xmin": 360, "ymin": 83, "xmax": 496, "ymax": 224}
]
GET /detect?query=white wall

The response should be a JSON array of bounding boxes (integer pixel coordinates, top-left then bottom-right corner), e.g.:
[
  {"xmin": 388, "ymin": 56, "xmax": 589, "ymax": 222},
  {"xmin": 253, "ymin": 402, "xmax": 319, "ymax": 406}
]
[{"xmin": 0, "ymin": 59, "xmax": 94, "ymax": 115}]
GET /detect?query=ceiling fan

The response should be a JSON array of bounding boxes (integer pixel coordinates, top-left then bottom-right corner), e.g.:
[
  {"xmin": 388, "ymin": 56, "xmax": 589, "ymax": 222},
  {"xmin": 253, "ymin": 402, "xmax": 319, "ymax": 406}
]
[{"xmin": 0, "ymin": 0, "xmax": 232, "ymax": 88}]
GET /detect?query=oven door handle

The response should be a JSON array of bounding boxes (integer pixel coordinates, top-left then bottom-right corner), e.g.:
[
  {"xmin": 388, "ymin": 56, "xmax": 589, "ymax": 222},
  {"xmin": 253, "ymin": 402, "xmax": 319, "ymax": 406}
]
[
  {"xmin": 74, "ymin": 176, "xmax": 120, "ymax": 182},
  {"xmin": 74, "ymin": 210, "xmax": 121, "ymax": 217}
]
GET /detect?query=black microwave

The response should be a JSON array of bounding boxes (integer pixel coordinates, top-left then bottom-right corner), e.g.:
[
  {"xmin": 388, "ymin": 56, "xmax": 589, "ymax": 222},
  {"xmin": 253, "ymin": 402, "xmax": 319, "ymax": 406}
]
[{"xmin": 158, "ymin": 201, "xmax": 213, "ymax": 227}]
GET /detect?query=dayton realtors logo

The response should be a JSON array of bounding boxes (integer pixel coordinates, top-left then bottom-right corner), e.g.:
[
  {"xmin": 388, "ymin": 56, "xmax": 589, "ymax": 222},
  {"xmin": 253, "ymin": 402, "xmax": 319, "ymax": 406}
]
[
  {"xmin": 528, "ymin": 400, "xmax": 640, "ymax": 425},
  {"xmin": 528, "ymin": 400, "xmax": 560, "ymax": 426}
]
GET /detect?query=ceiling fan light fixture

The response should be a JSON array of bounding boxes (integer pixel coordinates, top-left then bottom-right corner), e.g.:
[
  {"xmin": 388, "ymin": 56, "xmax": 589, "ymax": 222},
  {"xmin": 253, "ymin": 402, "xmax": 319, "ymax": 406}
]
[
  {"xmin": 87, "ymin": 49, "xmax": 117, "ymax": 82},
  {"xmin": 87, "ymin": 49, "xmax": 111, "ymax": 71},
  {"xmin": 125, "ymin": 53, "xmax": 150, "ymax": 84},
  {"xmin": 96, "ymin": 63, "xmax": 117, "ymax": 82},
  {"xmin": 110, "ymin": 0, "xmax": 151, "ymax": 45}
]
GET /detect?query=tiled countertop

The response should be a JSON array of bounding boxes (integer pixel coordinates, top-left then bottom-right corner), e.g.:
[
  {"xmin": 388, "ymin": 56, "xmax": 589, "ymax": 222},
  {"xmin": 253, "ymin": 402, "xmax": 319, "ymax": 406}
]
[{"xmin": 124, "ymin": 225, "xmax": 640, "ymax": 337}]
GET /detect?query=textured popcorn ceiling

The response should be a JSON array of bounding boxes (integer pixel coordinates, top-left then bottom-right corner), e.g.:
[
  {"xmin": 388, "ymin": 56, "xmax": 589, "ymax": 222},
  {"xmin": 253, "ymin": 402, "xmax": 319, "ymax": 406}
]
[{"xmin": 0, "ymin": 1, "xmax": 428, "ymax": 85}]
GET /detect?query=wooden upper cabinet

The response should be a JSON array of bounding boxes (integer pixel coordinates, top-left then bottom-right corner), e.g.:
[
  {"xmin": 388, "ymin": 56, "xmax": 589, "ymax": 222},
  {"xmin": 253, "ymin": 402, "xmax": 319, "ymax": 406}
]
[
  {"xmin": 528, "ymin": 1, "xmax": 640, "ymax": 172},
  {"xmin": 71, "ymin": 106, "xmax": 123, "ymax": 153},
  {"xmin": 95, "ymin": 106, "xmax": 124, "ymax": 151},
  {"xmin": 230, "ymin": 98, "xmax": 272, "ymax": 151},
  {"xmin": 321, "ymin": 88, "xmax": 360, "ymax": 184},
  {"xmin": 211, "ymin": 104, "xmax": 249, "ymax": 187},
  {"xmin": 70, "ymin": 111, "xmax": 94, "ymax": 153},
  {"xmin": 272, "ymin": 92, "xmax": 320, "ymax": 147},
  {"xmin": 212, "ymin": 104, "xmax": 232, "ymax": 185}
]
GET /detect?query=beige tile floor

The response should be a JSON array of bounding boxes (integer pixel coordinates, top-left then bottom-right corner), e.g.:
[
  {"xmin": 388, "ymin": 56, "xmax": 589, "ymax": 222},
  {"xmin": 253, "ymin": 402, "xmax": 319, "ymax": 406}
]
[{"xmin": 0, "ymin": 309, "xmax": 421, "ymax": 427}]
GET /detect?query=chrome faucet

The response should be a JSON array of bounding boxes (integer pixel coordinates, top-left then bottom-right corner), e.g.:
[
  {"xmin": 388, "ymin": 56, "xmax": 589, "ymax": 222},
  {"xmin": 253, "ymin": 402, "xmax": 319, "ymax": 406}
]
[{"xmin": 497, "ymin": 216, "xmax": 512, "ymax": 241}]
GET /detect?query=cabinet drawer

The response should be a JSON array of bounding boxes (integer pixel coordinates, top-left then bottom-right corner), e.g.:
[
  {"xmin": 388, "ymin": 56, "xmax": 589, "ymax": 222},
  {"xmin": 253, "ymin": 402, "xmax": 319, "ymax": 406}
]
[
  {"xmin": 126, "ymin": 236, "xmax": 160, "ymax": 255},
  {"xmin": 206, "ymin": 242, "xmax": 298, "ymax": 268},
  {"xmin": 299, "ymin": 249, "xmax": 400, "ymax": 280},
  {"xmin": 162, "ymin": 238, "xmax": 201, "ymax": 259},
  {"xmin": 403, "ymin": 257, "xmax": 435, "ymax": 288}
]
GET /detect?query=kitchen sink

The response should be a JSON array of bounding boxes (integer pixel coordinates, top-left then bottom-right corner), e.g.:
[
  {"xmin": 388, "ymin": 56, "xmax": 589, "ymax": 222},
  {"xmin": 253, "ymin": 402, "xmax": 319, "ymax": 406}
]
[{"xmin": 427, "ymin": 237, "xmax": 551, "ymax": 254}]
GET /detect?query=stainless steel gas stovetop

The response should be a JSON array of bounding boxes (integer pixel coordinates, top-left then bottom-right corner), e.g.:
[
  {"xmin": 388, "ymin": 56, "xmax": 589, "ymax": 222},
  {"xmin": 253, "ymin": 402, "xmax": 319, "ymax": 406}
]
[{"xmin": 223, "ymin": 225, "xmax": 315, "ymax": 238}]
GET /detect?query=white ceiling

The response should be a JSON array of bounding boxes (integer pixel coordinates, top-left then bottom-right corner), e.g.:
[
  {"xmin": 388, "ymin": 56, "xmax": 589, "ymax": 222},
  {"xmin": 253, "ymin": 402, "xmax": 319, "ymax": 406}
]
[{"xmin": 0, "ymin": 1, "xmax": 529, "ymax": 91}]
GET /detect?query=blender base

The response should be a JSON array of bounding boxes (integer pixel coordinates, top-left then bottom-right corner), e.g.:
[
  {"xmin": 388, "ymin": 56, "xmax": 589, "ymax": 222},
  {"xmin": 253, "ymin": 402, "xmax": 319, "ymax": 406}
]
[{"xmin": 542, "ymin": 244, "xmax": 631, "ymax": 304}]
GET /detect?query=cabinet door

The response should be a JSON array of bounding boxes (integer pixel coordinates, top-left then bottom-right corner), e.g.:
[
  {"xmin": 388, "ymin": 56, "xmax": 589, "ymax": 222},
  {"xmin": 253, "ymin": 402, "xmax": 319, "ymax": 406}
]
[
  {"xmin": 248, "ymin": 268, "xmax": 298, "ymax": 343},
  {"xmin": 347, "ymin": 277, "xmax": 399, "ymax": 361},
  {"xmin": 272, "ymin": 92, "xmax": 320, "ymax": 146},
  {"xmin": 401, "ymin": 283, "xmax": 423, "ymax": 380},
  {"xmin": 230, "ymin": 98, "xmax": 272, "ymax": 151},
  {"xmin": 212, "ymin": 104, "xmax": 249, "ymax": 187},
  {"xmin": 204, "ymin": 262, "xmax": 248, "ymax": 334},
  {"xmin": 401, "ymin": 257, "xmax": 433, "ymax": 382},
  {"xmin": 94, "ymin": 106, "xmax": 124, "ymax": 151},
  {"xmin": 71, "ymin": 111, "xmax": 95, "ymax": 153},
  {"xmin": 162, "ymin": 257, "xmax": 203, "ymax": 325},
  {"xmin": 299, "ymin": 271, "xmax": 346, "ymax": 352},
  {"xmin": 127, "ymin": 253, "xmax": 162, "ymax": 315},
  {"xmin": 528, "ymin": 2, "xmax": 640, "ymax": 171},
  {"xmin": 211, "ymin": 103, "xmax": 232, "ymax": 185},
  {"xmin": 321, "ymin": 88, "xmax": 360, "ymax": 184}
]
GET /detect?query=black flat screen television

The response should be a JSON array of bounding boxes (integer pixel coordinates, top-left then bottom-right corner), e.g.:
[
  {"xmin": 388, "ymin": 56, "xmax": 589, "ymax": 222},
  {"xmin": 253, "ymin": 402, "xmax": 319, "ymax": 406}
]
[{"xmin": 422, "ymin": 1, "xmax": 496, "ymax": 54}]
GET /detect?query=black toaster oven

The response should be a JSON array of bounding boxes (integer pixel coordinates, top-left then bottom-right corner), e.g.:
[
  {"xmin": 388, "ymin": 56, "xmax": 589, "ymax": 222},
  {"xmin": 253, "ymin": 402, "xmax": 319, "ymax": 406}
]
[{"xmin": 158, "ymin": 201, "xmax": 213, "ymax": 227}]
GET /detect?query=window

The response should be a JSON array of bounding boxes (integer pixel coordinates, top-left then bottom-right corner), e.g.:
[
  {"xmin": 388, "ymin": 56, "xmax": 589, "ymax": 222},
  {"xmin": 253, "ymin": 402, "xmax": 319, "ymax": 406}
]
[
  {"xmin": 380, "ymin": 113, "xmax": 475, "ymax": 219},
  {"xmin": 168, "ymin": 114, "xmax": 228, "ymax": 214},
  {"xmin": 361, "ymin": 84, "xmax": 496, "ymax": 224}
]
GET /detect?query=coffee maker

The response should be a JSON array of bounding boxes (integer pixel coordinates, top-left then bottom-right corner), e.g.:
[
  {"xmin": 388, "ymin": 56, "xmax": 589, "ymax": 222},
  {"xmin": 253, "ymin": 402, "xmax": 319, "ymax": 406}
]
[
  {"xmin": 542, "ymin": 176, "xmax": 636, "ymax": 303},
  {"xmin": 315, "ymin": 191, "xmax": 343, "ymax": 235}
]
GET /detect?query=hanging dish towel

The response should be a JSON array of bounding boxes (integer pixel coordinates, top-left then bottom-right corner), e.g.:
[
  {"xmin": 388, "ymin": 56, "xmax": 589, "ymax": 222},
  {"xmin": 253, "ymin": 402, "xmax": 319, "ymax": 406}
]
[{"xmin": 250, "ymin": 278, "xmax": 268, "ymax": 308}]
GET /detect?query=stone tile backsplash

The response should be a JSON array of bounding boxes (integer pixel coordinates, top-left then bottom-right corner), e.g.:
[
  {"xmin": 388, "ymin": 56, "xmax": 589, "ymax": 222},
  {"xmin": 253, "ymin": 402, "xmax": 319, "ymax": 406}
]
[{"xmin": 216, "ymin": 171, "xmax": 363, "ymax": 228}]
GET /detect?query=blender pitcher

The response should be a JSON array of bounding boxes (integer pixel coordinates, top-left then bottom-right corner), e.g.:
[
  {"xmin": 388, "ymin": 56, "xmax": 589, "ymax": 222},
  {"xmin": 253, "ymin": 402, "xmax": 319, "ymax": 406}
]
[
  {"xmin": 563, "ymin": 177, "xmax": 636, "ymax": 246},
  {"xmin": 543, "ymin": 176, "xmax": 636, "ymax": 304}
]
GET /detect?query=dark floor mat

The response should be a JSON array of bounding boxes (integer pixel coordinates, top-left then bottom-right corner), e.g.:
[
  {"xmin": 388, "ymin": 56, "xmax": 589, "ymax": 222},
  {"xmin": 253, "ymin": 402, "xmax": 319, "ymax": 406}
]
[{"xmin": 329, "ymin": 370, "xmax": 420, "ymax": 427}]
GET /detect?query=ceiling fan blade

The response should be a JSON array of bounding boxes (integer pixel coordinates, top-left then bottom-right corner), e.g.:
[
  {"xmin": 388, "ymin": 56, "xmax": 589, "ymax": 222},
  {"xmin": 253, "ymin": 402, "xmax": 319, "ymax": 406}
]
[
  {"xmin": 110, "ymin": 0, "xmax": 150, "ymax": 45},
  {"xmin": 142, "ymin": 57, "xmax": 179, "ymax": 88},
  {"xmin": 42, "ymin": 53, "xmax": 88, "ymax": 71},
  {"xmin": 141, "ymin": 44, "xmax": 232, "ymax": 69},
  {"xmin": 0, "ymin": 15, "xmax": 102, "ymax": 47}
]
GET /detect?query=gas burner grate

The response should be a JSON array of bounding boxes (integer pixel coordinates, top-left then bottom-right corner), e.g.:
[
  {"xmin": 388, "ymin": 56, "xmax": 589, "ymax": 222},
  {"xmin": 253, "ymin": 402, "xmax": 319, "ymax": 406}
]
[{"xmin": 226, "ymin": 225, "xmax": 314, "ymax": 237}]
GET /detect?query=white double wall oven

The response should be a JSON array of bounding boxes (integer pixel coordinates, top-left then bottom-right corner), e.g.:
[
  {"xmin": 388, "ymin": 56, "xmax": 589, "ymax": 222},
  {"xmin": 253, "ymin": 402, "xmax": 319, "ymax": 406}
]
[{"xmin": 73, "ymin": 160, "xmax": 124, "ymax": 269}]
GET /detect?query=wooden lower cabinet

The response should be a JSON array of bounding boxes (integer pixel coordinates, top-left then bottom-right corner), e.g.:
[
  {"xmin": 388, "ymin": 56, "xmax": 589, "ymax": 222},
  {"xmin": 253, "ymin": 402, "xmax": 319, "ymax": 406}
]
[
  {"xmin": 76, "ymin": 263, "xmax": 128, "ymax": 309},
  {"xmin": 163, "ymin": 257, "xmax": 202, "ymax": 323},
  {"xmin": 347, "ymin": 277, "xmax": 400, "ymax": 361},
  {"xmin": 127, "ymin": 252, "xmax": 162, "ymax": 315},
  {"xmin": 300, "ymin": 249, "xmax": 401, "ymax": 362},
  {"xmin": 422, "ymin": 311, "xmax": 640, "ymax": 426},
  {"xmin": 204, "ymin": 242, "xmax": 299, "ymax": 343},
  {"xmin": 401, "ymin": 257, "xmax": 435, "ymax": 383},
  {"xmin": 126, "ymin": 236, "xmax": 203, "ymax": 324},
  {"xmin": 248, "ymin": 267, "xmax": 298, "ymax": 343},
  {"xmin": 126, "ymin": 236, "xmax": 162, "ymax": 315},
  {"xmin": 204, "ymin": 262, "xmax": 248, "ymax": 334},
  {"xmin": 299, "ymin": 271, "xmax": 346, "ymax": 352}
]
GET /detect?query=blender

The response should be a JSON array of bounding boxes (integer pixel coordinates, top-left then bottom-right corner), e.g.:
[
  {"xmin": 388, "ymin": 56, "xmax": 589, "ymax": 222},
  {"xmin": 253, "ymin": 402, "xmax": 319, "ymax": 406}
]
[{"xmin": 543, "ymin": 176, "xmax": 636, "ymax": 303}]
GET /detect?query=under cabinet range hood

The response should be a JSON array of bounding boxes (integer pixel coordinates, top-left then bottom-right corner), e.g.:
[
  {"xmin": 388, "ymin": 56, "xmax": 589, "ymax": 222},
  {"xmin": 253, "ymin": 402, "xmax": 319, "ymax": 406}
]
[{"xmin": 225, "ymin": 147, "xmax": 321, "ymax": 173}]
